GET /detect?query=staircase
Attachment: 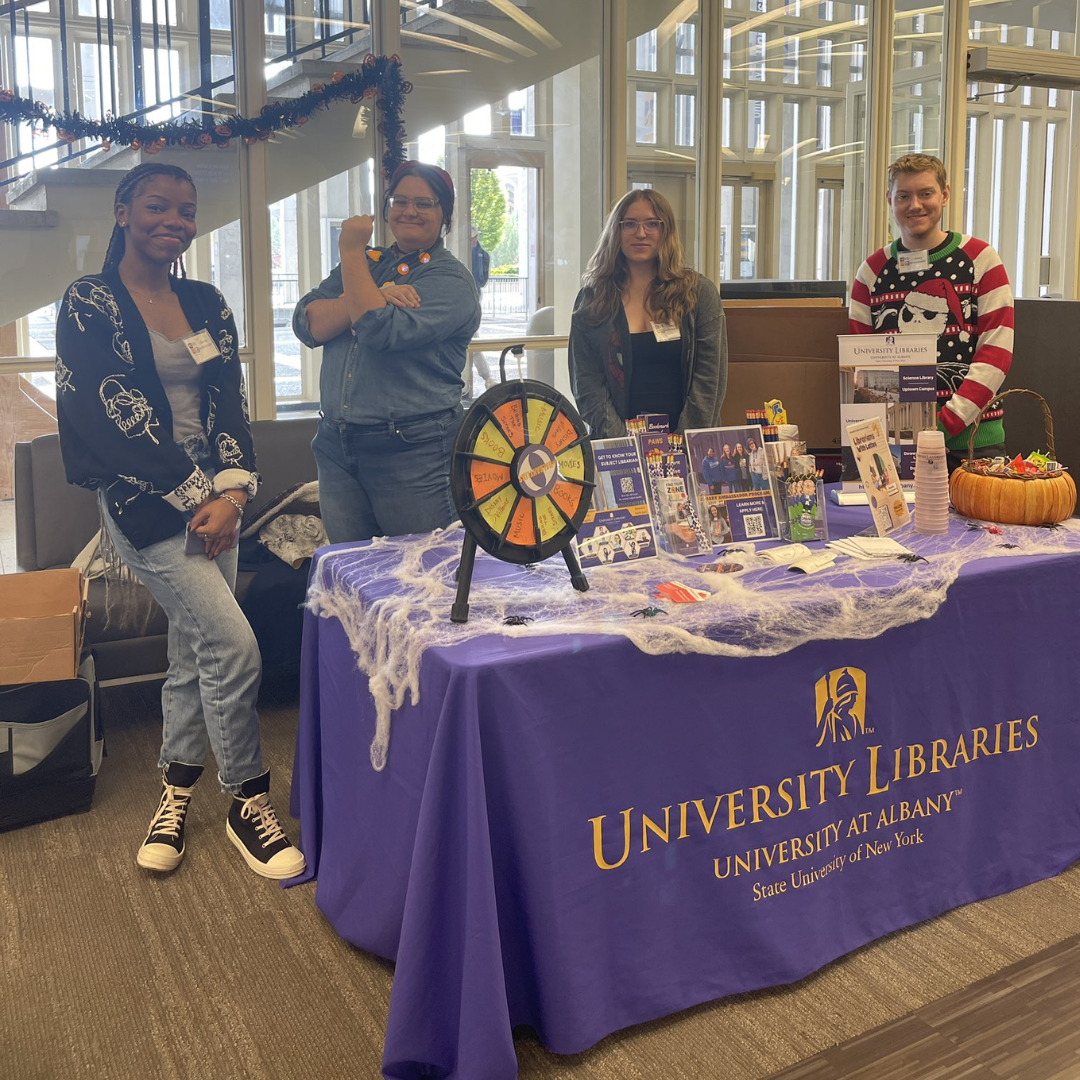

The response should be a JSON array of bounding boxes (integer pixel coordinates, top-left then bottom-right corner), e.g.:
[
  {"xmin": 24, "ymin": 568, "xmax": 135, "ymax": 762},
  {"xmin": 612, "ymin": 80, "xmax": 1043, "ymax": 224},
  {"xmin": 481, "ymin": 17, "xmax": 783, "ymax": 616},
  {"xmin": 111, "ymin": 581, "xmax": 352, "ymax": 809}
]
[{"xmin": 0, "ymin": 0, "xmax": 683, "ymax": 327}]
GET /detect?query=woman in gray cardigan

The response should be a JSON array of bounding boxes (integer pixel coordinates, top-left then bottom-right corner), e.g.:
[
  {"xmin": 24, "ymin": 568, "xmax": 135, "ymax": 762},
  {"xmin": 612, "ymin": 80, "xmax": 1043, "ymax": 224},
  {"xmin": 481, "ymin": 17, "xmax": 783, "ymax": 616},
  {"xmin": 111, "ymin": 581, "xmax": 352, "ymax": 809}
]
[{"xmin": 569, "ymin": 189, "xmax": 727, "ymax": 437}]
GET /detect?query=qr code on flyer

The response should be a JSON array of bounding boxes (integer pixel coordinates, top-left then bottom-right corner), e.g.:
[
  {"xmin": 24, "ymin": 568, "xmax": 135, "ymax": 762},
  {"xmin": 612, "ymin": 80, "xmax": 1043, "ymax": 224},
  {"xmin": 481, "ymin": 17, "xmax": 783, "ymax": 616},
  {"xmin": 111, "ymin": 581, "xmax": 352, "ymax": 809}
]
[{"xmin": 743, "ymin": 514, "xmax": 766, "ymax": 539}]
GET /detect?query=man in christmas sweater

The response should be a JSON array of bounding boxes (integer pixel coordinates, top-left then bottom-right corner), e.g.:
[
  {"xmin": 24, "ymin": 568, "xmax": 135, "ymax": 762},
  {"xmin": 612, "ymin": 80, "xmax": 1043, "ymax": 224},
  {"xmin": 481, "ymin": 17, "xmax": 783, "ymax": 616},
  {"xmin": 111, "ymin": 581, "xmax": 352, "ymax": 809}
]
[{"xmin": 849, "ymin": 154, "xmax": 1014, "ymax": 471}]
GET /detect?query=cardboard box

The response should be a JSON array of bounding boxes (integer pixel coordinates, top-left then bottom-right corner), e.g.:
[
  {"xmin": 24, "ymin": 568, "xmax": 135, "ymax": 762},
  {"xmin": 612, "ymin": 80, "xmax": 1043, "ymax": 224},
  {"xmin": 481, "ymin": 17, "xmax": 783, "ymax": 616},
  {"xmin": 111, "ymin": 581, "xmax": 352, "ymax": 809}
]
[
  {"xmin": 0, "ymin": 569, "xmax": 89, "ymax": 685},
  {"xmin": 722, "ymin": 306, "xmax": 850, "ymax": 453}
]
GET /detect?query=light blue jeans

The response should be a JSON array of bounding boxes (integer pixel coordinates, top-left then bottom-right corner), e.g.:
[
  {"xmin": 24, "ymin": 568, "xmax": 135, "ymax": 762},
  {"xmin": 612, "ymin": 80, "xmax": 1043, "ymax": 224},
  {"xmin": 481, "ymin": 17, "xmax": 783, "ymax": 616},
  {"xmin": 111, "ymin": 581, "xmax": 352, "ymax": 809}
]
[
  {"xmin": 313, "ymin": 408, "xmax": 462, "ymax": 543},
  {"xmin": 99, "ymin": 477, "xmax": 263, "ymax": 794}
]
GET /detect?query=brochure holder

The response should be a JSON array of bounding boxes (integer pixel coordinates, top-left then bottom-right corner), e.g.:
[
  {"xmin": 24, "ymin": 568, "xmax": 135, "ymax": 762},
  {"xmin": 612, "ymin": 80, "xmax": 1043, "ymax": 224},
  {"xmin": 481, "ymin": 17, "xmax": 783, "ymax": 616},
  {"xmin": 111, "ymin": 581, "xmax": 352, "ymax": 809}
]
[{"xmin": 775, "ymin": 476, "xmax": 829, "ymax": 543}]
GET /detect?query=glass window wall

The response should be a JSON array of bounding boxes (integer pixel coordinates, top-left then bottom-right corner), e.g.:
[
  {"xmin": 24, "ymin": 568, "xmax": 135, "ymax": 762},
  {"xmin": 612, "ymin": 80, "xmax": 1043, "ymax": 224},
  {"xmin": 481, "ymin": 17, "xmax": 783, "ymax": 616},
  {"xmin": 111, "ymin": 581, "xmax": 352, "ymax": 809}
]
[
  {"xmin": 397, "ymin": 0, "xmax": 603, "ymax": 401},
  {"xmin": 966, "ymin": 3, "xmax": 1077, "ymax": 298},
  {"xmin": 890, "ymin": 1, "xmax": 944, "ymax": 165},
  {"xmin": 4, "ymin": 0, "xmax": 1080, "ymax": 434},
  {"xmin": 0, "ymin": 0, "xmax": 240, "ymax": 415},
  {"xmin": 722, "ymin": 0, "xmax": 869, "ymax": 281}
]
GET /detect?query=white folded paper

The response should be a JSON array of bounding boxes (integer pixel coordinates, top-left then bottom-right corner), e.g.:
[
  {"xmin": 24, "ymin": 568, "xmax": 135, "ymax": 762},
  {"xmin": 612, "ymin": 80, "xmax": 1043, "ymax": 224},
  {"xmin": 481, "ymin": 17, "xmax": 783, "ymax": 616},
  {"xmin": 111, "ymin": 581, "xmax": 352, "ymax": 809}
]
[
  {"xmin": 826, "ymin": 536, "xmax": 914, "ymax": 560},
  {"xmin": 757, "ymin": 543, "xmax": 813, "ymax": 565},
  {"xmin": 787, "ymin": 550, "xmax": 837, "ymax": 574},
  {"xmin": 830, "ymin": 489, "xmax": 916, "ymax": 506}
]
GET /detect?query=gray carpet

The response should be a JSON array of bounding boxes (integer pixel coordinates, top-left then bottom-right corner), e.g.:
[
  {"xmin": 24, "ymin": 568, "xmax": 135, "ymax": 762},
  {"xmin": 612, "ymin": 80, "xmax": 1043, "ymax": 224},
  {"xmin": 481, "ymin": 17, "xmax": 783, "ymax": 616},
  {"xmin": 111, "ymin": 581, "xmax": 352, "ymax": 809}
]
[{"xmin": 3, "ymin": 678, "xmax": 1078, "ymax": 1080}]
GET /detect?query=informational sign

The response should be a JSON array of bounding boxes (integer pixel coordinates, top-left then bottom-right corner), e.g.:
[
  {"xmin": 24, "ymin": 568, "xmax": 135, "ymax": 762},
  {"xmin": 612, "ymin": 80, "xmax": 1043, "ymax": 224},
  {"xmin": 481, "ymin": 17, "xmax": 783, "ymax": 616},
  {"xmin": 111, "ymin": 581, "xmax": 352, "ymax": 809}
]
[
  {"xmin": 837, "ymin": 333, "xmax": 938, "ymax": 492},
  {"xmin": 845, "ymin": 415, "xmax": 912, "ymax": 536}
]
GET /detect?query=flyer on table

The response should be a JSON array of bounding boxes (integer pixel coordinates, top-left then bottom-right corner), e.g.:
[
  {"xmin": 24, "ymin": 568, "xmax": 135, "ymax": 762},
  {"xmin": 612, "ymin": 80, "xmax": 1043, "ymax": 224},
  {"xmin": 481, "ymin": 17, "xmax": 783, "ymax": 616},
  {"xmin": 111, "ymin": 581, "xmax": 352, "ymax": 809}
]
[
  {"xmin": 575, "ymin": 437, "xmax": 658, "ymax": 567},
  {"xmin": 845, "ymin": 415, "xmax": 912, "ymax": 536},
  {"xmin": 684, "ymin": 427, "xmax": 780, "ymax": 545}
]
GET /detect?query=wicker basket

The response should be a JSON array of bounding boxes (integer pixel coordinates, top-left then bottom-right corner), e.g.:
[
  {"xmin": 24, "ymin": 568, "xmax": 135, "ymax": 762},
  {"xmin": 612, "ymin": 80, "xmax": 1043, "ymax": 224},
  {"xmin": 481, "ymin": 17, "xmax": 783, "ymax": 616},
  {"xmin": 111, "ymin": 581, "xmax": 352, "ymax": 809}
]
[{"xmin": 949, "ymin": 388, "xmax": 1076, "ymax": 525}]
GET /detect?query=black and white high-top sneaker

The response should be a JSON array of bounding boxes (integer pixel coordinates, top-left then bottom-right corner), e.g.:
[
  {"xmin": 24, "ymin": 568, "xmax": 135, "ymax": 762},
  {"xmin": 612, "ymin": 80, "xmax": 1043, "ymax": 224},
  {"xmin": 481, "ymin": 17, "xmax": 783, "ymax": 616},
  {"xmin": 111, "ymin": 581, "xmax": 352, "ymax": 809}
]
[
  {"xmin": 137, "ymin": 762, "xmax": 204, "ymax": 872},
  {"xmin": 226, "ymin": 769, "xmax": 306, "ymax": 880}
]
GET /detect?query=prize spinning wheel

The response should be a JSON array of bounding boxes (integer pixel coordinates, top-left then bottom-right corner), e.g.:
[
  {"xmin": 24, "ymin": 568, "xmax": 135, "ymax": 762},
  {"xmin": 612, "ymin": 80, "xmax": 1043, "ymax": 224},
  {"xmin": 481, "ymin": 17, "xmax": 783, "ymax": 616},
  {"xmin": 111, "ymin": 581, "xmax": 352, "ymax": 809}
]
[{"xmin": 450, "ymin": 348, "xmax": 595, "ymax": 622}]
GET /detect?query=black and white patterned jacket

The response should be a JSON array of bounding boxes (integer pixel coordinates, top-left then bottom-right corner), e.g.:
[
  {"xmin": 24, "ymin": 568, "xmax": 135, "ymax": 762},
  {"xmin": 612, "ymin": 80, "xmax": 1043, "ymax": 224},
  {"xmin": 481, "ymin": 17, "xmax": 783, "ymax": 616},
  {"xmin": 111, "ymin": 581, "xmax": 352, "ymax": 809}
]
[{"xmin": 55, "ymin": 269, "xmax": 257, "ymax": 550}]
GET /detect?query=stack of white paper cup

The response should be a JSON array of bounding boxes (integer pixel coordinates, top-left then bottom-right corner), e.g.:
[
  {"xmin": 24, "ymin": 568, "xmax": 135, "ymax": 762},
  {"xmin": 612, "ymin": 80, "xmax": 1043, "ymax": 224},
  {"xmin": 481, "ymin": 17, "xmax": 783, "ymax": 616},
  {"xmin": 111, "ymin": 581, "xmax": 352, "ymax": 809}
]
[{"xmin": 914, "ymin": 429, "xmax": 950, "ymax": 534}]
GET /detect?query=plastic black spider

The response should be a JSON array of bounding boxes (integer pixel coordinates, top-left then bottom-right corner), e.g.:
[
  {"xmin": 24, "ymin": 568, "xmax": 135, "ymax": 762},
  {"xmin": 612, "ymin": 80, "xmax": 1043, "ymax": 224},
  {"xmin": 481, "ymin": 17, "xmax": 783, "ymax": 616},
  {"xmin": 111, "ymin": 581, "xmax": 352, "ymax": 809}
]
[
  {"xmin": 503, "ymin": 615, "xmax": 534, "ymax": 626},
  {"xmin": 521, "ymin": 563, "xmax": 540, "ymax": 573},
  {"xmin": 1039, "ymin": 522, "xmax": 1063, "ymax": 530},
  {"xmin": 897, "ymin": 553, "xmax": 928, "ymax": 563},
  {"xmin": 716, "ymin": 547, "xmax": 748, "ymax": 557},
  {"xmin": 998, "ymin": 543, "xmax": 1020, "ymax": 550},
  {"xmin": 631, "ymin": 606, "xmax": 666, "ymax": 618}
]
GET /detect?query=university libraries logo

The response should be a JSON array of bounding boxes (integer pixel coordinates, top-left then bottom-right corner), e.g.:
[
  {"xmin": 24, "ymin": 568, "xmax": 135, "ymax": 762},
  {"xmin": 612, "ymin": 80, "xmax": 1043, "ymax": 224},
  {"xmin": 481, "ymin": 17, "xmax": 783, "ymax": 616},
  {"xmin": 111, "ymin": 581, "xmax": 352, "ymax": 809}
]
[{"xmin": 814, "ymin": 667, "xmax": 867, "ymax": 747}]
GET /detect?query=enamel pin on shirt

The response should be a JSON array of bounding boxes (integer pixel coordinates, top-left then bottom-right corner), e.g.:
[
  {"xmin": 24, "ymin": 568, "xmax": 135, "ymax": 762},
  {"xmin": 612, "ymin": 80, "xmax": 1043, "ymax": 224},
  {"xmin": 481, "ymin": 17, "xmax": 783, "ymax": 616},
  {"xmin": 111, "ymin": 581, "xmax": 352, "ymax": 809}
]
[
  {"xmin": 182, "ymin": 329, "xmax": 220, "ymax": 364},
  {"xmin": 397, "ymin": 250, "xmax": 433, "ymax": 275}
]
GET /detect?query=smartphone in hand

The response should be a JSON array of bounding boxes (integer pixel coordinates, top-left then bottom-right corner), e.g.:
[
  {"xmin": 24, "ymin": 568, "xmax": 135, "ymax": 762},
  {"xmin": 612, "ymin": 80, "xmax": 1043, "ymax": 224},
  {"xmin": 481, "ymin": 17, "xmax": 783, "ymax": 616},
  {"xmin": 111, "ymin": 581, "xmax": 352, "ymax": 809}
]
[{"xmin": 185, "ymin": 526, "xmax": 206, "ymax": 556}]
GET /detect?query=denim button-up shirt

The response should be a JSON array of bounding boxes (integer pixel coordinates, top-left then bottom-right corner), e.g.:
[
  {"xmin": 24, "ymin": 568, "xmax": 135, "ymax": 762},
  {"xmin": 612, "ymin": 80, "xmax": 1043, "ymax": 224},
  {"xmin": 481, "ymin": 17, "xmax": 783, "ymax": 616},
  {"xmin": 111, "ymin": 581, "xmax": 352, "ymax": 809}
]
[{"xmin": 292, "ymin": 240, "xmax": 482, "ymax": 424}]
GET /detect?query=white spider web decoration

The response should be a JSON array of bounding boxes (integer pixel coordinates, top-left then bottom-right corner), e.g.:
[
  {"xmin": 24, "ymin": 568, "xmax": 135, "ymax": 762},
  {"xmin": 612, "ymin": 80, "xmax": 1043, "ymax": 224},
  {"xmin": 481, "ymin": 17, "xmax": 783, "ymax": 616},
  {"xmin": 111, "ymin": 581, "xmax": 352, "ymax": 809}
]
[{"xmin": 307, "ymin": 517, "xmax": 1080, "ymax": 770}]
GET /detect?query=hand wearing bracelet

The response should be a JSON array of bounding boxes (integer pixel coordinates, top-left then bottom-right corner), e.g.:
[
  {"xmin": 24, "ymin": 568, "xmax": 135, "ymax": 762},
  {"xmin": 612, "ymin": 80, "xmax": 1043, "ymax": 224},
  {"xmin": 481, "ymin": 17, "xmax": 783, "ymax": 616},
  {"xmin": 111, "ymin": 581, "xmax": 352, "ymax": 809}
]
[
  {"xmin": 218, "ymin": 492, "xmax": 245, "ymax": 518},
  {"xmin": 188, "ymin": 493, "xmax": 245, "ymax": 560}
]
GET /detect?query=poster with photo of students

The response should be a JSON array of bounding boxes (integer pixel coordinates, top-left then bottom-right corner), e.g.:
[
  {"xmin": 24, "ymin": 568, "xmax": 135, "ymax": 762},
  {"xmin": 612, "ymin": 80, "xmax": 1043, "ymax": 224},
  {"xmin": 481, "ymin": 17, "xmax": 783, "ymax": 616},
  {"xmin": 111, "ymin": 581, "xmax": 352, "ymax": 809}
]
[{"xmin": 685, "ymin": 427, "xmax": 780, "ymax": 544}]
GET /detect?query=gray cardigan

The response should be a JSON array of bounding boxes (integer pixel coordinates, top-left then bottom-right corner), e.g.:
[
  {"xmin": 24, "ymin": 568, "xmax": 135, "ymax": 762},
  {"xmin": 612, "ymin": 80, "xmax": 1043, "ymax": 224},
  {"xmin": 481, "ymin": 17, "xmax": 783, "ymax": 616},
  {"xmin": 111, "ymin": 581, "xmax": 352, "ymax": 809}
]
[{"xmin": 568, "ymin": 274, "xmax": 727, "ymax": 438}]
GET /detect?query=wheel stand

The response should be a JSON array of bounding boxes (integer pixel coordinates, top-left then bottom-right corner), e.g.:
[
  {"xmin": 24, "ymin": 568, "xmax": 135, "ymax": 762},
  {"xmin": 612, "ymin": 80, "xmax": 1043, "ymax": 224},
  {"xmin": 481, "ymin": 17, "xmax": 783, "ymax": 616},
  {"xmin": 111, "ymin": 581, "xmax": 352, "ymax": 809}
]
[{"xmin": 451, "ymin": 534, "xmax": 589, "ymax": 624}]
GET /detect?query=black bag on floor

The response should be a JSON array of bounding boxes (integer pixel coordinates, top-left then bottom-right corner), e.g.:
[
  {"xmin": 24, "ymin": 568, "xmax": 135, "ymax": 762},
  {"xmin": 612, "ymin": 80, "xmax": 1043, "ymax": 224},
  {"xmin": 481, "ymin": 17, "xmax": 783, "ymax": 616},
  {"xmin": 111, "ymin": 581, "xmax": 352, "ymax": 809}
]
[{"xmin": 0, "ymin": 653, "xmax": 103, "ymax": 831}]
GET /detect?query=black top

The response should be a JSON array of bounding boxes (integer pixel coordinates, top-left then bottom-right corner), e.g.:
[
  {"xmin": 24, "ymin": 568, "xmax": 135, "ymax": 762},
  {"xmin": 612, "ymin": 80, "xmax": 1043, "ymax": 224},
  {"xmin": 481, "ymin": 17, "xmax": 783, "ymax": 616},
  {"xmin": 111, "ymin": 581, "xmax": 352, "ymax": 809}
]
[{"xmin": 627, "ymin": 331, "xmax": 684, "ymax": 425}]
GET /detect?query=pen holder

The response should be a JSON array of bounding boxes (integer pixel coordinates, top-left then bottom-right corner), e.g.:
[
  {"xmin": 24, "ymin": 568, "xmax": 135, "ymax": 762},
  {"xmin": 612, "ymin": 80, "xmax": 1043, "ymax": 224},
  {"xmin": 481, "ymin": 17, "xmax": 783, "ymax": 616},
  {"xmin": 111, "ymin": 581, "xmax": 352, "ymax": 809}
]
[{"xmin": 777, "ymin": 476, "xmax": 829, "ymax": 543}]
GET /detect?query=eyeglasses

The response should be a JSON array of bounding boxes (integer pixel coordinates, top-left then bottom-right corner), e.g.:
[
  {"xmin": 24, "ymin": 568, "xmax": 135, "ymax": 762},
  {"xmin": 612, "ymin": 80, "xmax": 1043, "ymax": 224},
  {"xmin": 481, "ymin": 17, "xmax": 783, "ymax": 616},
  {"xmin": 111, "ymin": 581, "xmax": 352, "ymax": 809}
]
[
  {"xmin": 389, "ymin": 196, "xmax": 440, "ymax": 212},
  {"xmin": 619, "ymin": 218, "xmax": 663, "ymax": 235}
]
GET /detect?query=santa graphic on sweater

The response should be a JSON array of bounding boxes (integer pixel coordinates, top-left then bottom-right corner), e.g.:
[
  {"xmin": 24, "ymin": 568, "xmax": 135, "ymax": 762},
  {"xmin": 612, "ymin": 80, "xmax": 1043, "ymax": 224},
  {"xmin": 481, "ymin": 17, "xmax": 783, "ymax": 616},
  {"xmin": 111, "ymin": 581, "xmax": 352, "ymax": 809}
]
[{"xmin": 894, "ymin": 278, "xmax": 968, "ymax": 339}]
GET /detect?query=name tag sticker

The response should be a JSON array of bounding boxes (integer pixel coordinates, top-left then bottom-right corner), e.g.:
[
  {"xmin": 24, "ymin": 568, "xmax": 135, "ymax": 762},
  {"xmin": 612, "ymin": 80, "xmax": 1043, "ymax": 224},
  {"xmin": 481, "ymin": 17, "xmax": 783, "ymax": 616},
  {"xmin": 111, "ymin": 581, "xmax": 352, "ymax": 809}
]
[
  {"xmin": 897, "ymin": 249, "xmax": 930, "ymax": 274},
  {"xmin": 651, "ymin": 321, "xmax": 681, "ymax": 342},
  {"xmin": 182, "ymin": 329, "xmax": 220, "ymax": 364}
]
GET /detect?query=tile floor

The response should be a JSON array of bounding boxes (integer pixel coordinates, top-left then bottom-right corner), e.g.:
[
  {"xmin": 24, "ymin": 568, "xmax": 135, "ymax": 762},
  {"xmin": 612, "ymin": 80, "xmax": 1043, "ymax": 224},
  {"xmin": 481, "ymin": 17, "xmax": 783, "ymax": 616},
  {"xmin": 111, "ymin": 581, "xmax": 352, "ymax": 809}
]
[{"xmin": 765, "ymin": 935, "xmax": 1080, "ymax": 1079}]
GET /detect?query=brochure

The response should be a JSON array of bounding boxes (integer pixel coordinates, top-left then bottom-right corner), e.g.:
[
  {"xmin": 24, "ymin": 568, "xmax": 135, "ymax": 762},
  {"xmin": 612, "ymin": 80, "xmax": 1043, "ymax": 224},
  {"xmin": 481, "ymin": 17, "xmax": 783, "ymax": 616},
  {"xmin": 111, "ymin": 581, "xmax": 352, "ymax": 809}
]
[
  {"xmin": 575, "ymin": 437, "xmax": 658, "ymax": 567},
  {"xmin": 826, "ymin": 535, "xmax": 915, "ymax": 559},
  {"xmin": 644, "ymin": 453, "xmax": 713, "ymax": 557},
  {"xmin": 750, "ymin": 543, "xmax": 835, "ymax": 573},
  {"xmin": 787, "ymin": 550, "xmax": 837, "ymax": 574},
  {"xmin": 837, "ymin": 333, "xmax": 937, "ymax": 493},
  {"xmin": 844, "ymin": 415, "xmax": 912, "ymax": 536},
  {"xmin": 756, "ymin": 543, "xmax": 813, "ymax": 565},
  {"xmin": 684, "ymin": 426, "xmax": 780, "ymax": 545}
]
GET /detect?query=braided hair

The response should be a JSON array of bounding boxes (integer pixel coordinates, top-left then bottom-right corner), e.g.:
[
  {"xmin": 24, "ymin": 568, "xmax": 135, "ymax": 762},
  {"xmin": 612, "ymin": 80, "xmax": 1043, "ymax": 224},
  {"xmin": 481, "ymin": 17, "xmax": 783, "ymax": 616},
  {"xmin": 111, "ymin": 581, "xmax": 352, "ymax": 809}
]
[{"xmin": 101, "ymin": 162, "xmax": 196, "ymax": 278}]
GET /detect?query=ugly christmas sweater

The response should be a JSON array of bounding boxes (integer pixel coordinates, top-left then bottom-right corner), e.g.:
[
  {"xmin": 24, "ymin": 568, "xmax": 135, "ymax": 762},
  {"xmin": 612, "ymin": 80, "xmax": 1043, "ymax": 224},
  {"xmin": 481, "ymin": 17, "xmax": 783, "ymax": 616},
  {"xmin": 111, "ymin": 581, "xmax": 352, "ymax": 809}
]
[{"xmin": 848, "ymin": 231, "xmax": 1014, "ymax": 453}]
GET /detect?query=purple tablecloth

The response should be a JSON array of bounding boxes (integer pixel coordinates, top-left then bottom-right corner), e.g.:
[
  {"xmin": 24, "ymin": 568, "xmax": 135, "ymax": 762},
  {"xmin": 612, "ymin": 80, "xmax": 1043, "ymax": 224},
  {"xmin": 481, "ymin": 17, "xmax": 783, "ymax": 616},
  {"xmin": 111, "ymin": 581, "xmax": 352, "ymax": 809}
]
[{"xmin": 291, "ymin": 506, "xmax": 1080, "ymax": 1080}]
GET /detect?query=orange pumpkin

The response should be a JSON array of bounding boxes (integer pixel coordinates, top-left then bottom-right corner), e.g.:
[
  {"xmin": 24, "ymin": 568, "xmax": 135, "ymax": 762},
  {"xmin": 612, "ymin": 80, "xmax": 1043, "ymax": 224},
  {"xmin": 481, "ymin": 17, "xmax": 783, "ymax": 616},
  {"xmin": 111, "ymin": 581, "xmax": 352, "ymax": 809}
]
[{"xmin": 949, "ymin": 468, "xmax": 1076, "ymax": 525}]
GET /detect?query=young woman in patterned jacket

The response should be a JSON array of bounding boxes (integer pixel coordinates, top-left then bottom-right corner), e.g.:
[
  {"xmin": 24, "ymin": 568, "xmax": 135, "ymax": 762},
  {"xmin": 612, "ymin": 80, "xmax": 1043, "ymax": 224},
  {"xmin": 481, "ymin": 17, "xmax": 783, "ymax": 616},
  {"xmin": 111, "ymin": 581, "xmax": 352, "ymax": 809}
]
[{"xmin": 55, "ymin": 163, "xmax": 304, "ymax": 881}]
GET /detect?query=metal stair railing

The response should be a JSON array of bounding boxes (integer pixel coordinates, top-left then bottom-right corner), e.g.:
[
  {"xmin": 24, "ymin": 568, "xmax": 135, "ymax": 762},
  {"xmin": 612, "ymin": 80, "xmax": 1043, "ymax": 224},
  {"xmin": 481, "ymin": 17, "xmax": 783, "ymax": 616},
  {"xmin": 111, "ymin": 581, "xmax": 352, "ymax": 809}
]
[{"xmin": 0, "ymin": 0, "xmax": 371, "ymax": 189}]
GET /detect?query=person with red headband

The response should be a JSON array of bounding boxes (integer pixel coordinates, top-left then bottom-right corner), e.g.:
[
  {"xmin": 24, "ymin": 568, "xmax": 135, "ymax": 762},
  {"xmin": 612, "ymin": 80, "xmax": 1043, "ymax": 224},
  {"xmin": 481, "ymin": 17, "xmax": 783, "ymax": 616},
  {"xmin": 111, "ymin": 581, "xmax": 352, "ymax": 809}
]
[
  {"xmin": 849, "ymin": 153, "xmax": 1014, "ymax": 472},
  {"xmin": 293, "ymin": 161, "xmax": 482, "ymax": 541}
]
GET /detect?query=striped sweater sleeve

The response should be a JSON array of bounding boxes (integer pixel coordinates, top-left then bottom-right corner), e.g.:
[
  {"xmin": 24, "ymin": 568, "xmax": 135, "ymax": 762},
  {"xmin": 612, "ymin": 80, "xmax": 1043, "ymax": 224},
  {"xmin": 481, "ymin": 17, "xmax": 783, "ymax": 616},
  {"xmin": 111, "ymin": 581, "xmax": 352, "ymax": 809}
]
[
  {"xmin": 938, "ymin": 237, "xmax": 1014, "ymax": 436},
  {"xmin": 848, "ymin": 247, "xmax": 888, "ymax": 333}
]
